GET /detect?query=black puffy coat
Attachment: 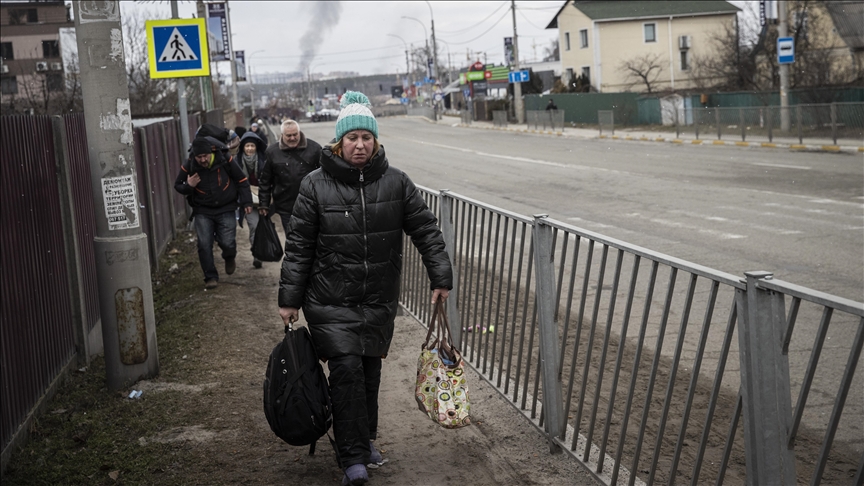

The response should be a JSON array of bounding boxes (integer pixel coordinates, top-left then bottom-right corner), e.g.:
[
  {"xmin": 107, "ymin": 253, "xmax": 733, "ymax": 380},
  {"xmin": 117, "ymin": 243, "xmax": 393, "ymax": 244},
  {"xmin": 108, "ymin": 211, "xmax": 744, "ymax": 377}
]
[
  {"xmin": 278, "ymin": 146, "xmax": 452, "ymax": 359},
  {"xmin": 259, "ymin": 131, "xmax": 322, "ymax": 217}
]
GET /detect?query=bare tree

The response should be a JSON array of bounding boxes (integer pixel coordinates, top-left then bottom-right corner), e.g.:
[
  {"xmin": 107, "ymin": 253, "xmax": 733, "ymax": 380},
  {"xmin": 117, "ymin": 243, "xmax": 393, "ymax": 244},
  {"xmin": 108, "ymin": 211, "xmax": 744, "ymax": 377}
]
[
  {"xmin": 3, "ymin": 45, "xmax": 81, "ymax": 115},
  {"xmin": 543, "ymin": 39, "xmax": 559, "ymax": 62},
  {"xmin": 618, "ymin": 53, "xmax": 664, "ymax": 93},
  {"xmin": 122, "ymin": 8, "xmax": 179, "ymax": 115}
]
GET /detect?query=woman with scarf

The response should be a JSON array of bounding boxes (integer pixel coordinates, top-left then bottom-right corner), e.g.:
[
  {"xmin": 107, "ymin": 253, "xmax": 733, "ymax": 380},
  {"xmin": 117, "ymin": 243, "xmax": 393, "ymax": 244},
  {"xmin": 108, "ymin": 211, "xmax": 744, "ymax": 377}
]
[{"xmin": 238, "ymin": 130, "xmax": 268, "ymax": 268}]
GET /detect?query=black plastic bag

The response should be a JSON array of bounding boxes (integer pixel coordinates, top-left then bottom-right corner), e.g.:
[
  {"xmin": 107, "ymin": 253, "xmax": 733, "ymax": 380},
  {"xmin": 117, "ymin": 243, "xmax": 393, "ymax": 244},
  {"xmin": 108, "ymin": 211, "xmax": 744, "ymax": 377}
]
[{"xmin": 252, "ymin": 214, "xmax": 283, "ymax": 262}]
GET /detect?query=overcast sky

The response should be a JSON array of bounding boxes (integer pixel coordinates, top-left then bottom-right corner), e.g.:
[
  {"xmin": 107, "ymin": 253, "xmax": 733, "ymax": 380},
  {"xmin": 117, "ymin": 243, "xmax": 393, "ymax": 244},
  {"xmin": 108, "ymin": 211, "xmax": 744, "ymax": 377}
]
[
  {"xmin": 114, "ymin": 1, "xmax": 754, "ymax": 78},
  {"xmin": 118, "ymin": 1, "xmax": 565, "ymax": 76}
]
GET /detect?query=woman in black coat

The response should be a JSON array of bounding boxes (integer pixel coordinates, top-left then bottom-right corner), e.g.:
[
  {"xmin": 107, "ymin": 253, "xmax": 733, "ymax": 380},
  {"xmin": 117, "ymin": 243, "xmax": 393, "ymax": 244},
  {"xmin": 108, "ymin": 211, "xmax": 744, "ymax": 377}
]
[{"xmin": 278, "ymin": 92, "xmax": 452, "ymax": 485}]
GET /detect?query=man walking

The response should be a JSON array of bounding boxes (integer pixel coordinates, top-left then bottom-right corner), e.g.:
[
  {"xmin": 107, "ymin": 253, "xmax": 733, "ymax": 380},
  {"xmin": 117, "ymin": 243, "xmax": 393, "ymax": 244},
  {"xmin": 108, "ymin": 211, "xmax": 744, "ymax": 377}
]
[
  {"xmin": 258, "ymin": 119, "xmax": 322, "ymax": 235},
  {"xmin": 175, "ymin": 136, "xmax": 253, "ymax": 289}
]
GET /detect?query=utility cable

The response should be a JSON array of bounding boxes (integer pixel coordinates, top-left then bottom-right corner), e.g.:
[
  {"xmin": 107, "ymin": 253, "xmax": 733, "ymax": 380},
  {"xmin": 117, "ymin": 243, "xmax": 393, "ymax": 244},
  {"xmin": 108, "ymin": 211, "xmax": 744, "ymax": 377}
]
[
  {"xmin": 444, "ymin": 7, "xmax": 512, "ymax": 46},
  {"xmin": 517, "ymin": 8, "xmax": 546, "ymax": 30},
  {"xmin": 435, "ymin": 1, "xmax": 508, "ymax": 35}
]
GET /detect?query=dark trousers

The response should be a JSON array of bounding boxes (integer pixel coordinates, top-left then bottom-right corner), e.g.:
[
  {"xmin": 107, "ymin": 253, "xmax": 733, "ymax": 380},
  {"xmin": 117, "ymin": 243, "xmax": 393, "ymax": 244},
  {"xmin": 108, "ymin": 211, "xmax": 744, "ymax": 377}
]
[
  {"xmin": 193, "ymin": 211, "xmax": 237, "ymax": 281},
  {"xmin": 327, "ymin": 355, "xmax": 382, "ymax": 468}
]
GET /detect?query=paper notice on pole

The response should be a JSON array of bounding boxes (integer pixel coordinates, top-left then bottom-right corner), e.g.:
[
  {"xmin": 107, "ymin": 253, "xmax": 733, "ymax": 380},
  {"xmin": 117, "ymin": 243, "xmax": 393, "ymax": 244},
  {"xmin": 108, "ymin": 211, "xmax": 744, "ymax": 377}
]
[{"xmin": 101, "ymin": 175, "xmax": 140, "ymax": 230}]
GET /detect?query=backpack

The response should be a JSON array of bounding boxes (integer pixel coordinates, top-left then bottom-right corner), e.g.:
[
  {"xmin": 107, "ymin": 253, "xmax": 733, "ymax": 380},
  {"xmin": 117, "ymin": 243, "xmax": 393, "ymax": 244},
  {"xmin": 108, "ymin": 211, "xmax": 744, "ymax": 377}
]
[
  {"xmin": 195, "ymin": 123, "xmax": 230, "ymax": 144},
  {"xmin": 263, "ymin": 325, "xmax": 332, "ymax": 455}
]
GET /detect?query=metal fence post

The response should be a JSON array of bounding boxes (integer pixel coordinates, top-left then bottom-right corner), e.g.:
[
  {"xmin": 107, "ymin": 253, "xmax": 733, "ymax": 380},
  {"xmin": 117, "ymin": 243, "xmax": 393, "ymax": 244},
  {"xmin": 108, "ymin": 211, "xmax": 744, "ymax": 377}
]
[
  {"xmin": 531, "ymin": 215, "xmax": 565, "ymax": 453},
  {"xmin": 158, "ymin": 123, "xmax": 178, "ymax": 239},
  {"xmin": 740, "ymin": 108, "xmax": 745, "ymax": 141},
  {"xmin": 51, "ymin": 115, "xmax": 91, "ymax": 366},
  {"xmin": 695, "ymin": 108, "xmax": 700, "ymax": 140},
  {"xmin": 830, "ymin": 102, "xmax": 837, "ymax": 145},
  {"xmin": 439, "ymin": 191, "xmax": 462, "ymax": 350},
  {"xmin": 736, "ymin": 271, "xmax": 797, "ymax": 485},
  {"xmin": 767, "ymin": 108, "xmax": 773, "ymax": 142},
  {"xmin": 716, "ymin": 108, "xmax": 721, "ymax": 140},
  {"xmin": 796, "ymin": 105, "xmax": 802, "ymax": 144},
  {"xmin": 675, "ymin": 106, "xmax": 680, "ymax": 138},
  {"xmin": 136, "ymin": 127, "xmax": 160, "ymax": 272}
]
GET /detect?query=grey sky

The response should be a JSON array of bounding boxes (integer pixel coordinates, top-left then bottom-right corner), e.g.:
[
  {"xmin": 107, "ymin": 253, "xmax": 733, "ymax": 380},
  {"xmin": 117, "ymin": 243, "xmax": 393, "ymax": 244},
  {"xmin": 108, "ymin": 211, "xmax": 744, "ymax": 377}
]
[{"xmin": 119, "ymin": 0, "xmax": 564, "ymax": 76}]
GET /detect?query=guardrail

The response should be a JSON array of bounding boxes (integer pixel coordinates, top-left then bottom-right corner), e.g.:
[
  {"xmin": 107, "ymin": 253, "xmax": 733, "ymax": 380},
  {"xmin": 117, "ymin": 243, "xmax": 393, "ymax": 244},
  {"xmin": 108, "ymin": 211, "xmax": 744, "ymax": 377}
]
[
  {"xmin": 527, "ymin": 110, "xmax": 565, "ymax": 132},
  {"xmin": 407, "ymin": 106, "xmax": 436, "ymax": 121},
  {"xmin": 400, "ymin": 187, "xmax": 863, "ymax": 486},
  {"xmin": 492, "ymin": 110, "xmax": 508, "ymax": 128}
]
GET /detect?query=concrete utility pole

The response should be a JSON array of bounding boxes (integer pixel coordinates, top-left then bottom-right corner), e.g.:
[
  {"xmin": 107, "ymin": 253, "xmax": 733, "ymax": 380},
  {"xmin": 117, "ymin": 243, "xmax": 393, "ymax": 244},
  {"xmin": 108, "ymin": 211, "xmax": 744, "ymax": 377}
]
[
  {"xmin": 778, "ymin": 0, "xmax": 791, "ymax": 131},
  {"xmin": 72, "ymin": 1, "xmax": 159, "ymax": 390},
  {"xmin": 511, "ymin": 0, "xmax": 524, "ymax": 124},
  {"xmin": 171, "ymin": 0, "xmax": 190, "ymax": 154}
]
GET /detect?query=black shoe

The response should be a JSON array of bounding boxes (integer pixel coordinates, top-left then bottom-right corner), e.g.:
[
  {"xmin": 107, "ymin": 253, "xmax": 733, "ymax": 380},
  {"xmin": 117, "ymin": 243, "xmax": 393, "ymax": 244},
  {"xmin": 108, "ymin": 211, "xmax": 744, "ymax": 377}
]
[
  {"xmin": 253, "ymin": 258, "xmax": 262, "ymax": 269},
  {"xmin": 225, "ymin": 258, "xmax": 236, "ymax": 275},
  {"xmin": 204, "ymin": 279, "xmax": 218, "ymax": 289}
]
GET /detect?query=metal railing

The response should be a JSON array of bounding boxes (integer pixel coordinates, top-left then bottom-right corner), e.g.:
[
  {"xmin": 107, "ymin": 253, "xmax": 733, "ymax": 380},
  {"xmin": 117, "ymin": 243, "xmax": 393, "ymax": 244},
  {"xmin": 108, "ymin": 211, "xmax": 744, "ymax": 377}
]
[
  {"xmin": 599, "ymin": 110, "xmax": 614, "ymax": 136},
  {"xmin": 407, "ymin": 106, "xmax": 436, "ymax": 121},
  {"xmin": 675, "ymin": 103, "xmax": 863, "ymax": 145},
  {"xmin": 527, "ymin": 110, "xmax": 565, "ymax": 132},
  {"xmin": 492, "ymin": 110, "xmax": 508, "ymax": 128},
  {"xmin": 400, "ymin": 187, "xmax": 864, "ymax": 486}
]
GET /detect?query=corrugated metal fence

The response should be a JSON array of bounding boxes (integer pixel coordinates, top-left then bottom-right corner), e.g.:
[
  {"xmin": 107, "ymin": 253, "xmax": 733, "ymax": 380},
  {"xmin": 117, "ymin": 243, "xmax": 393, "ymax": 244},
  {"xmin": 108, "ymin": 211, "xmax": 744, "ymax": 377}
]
[
  {"xmin": 401, "ymin": 187, "xmax": 863, "ymax": 485},
  {"xmin": 0, "ymin": 111, "xmax": 203, "ymax": 474}
]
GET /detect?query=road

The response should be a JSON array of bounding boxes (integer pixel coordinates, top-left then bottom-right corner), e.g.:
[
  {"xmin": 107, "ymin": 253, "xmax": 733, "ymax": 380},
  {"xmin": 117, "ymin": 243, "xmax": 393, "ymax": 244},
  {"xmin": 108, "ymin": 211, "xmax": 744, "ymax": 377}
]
[
  {"xmin": 291, "ymin": 116, "xmax": 864, "ymax": 463},
  {"xmin": 300, "ymin": 116, "xmax": 863, "ymax": 302}
]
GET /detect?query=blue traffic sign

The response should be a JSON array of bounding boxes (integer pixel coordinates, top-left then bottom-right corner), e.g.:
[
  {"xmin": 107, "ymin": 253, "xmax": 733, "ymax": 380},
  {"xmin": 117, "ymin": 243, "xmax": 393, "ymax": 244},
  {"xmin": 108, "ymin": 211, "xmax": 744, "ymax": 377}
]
[
  {"xmin": 146, "ymin": 18, "xmax": 210, "ymax": 78},
  {"xmin": 777, "ymin": 36, "xmax": 794, "ymax": 64},
  {"xmin": 508, "ymin": 70, "xmax": 530, "ymax": 83}
]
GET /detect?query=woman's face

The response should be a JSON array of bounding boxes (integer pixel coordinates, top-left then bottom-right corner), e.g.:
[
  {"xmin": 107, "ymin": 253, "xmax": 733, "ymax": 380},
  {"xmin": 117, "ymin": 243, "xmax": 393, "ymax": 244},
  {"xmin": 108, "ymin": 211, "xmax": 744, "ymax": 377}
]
[
  {"xmin": 243, "ymin": 142, "xmax": 257, "ymax": 156},
  {"xmin": 342, "ymin": 130, "xmax": 375, "ymax": 167}
]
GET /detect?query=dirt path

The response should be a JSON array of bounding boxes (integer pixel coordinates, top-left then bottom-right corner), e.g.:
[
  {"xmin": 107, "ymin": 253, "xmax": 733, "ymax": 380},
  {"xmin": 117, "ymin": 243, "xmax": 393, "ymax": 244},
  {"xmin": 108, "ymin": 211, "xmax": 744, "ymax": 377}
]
[{"xmin": 144, "ymin": 225, "xmax": 601, "ymax": 485}]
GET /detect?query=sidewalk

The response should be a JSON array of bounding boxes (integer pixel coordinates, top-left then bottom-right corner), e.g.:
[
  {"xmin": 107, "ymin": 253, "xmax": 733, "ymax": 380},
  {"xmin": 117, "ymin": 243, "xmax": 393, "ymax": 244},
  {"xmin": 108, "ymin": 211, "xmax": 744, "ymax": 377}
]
[{"xmin": 449, "ymin": 117, "xmax": 864, "ymax": 154}]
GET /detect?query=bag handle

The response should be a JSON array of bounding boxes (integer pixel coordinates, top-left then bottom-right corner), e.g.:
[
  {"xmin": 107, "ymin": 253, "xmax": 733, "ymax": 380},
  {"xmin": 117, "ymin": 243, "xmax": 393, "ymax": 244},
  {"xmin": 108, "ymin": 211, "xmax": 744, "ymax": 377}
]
[{"xmin": 422, "ymin": 301, "xmax": 462, "ymax": 363}]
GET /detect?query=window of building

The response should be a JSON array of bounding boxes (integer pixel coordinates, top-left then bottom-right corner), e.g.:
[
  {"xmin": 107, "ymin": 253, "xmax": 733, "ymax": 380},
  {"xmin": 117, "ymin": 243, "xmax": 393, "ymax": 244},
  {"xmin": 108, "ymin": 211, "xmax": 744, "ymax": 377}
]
[
  {"xmin": 644, "ymin": 23, "xmax": 657, "ymax": 43},
  {"xmin": 581, "ymin": 66, "xmax": 590, "ymax": 81},
  {"xmin": 580, "ymin": 29, "xmax": 588, "ymax": 49},
  {"xmin": 680, "ymin": 50, "xmax": 690, "ymax": 71},
  {"xmin": 9, "ymin": 9, "xmax": 38, "ymax": 25},
  {"xmin": 564, "ymin": 32, "xmax": 571, "ymax": 51},
  {"xmin": 566, "ymin": 67, "xmax": 574, "ymax": 82},
  {"xmin": 1, "ymin": 76, "xmax": 18, "ymax": 95},
  {"xmin": 46, "ymin": 73, "xmax": 63, "ymax": 92},
  {"xmin": 42, "ymin": 40, "xmax": 60, "ymax": 59},
  {"xmin": 1, "ymin": 42, "xmax": 13, "ymax": 61}
]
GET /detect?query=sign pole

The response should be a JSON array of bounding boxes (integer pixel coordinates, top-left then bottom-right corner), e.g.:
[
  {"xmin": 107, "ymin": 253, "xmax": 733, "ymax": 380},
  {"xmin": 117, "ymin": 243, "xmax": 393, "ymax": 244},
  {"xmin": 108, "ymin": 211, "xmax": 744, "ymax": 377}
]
[
  {"xmin": 778, "ymin": 0, "xmax": 790, "ymax": 131},
  {"xmin": 510, "ymin": 0, "xmax": 524, "ymax": 124},
  {"xmin": 72, "ymin": 0, "xmax": 159, "ymax": 390},
  {"xmin": 226, "ymin": 1, "xmax": 238, "ymax": 112},
  {"xmin": 171, "ymin": 0, "xmax": 190, "ymax": 153}
]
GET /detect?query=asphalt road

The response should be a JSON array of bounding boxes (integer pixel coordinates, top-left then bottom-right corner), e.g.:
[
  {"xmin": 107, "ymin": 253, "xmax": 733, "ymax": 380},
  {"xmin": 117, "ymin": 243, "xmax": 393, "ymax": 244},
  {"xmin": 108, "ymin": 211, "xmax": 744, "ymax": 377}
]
[
  {"xmin": 291, "ymin": 116, "xmax": 864, "ymax": 459},
  {"xmin": 300, "ymin": 116, "xmax": 863, "ymax": 302}
]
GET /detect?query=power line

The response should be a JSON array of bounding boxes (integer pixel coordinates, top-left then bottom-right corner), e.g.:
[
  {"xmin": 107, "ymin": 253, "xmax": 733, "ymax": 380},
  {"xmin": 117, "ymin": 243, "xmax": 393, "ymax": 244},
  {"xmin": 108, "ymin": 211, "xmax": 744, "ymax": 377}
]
[
  {"xmin": 436, "ymin": 1, "xmax": 508, "ymax": 35},
  {"xmin": 444, "ymin": 7, "xmax": 511, "ymax": 46},
  {"xmin": 517, "ymin": 8, "xmax": 546, "ymax": 30}
]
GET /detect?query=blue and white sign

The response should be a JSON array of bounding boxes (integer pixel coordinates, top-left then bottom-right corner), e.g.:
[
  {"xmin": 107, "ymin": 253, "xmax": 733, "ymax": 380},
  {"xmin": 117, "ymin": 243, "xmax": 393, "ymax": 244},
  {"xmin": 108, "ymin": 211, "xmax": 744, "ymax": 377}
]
[
  {"xmin": 400, "ymin": 97, "xmax": 409, "ymax": 105},
  {"xmin": 777, "ymin": 36, "xmax": 795, "ymax": 64},
  {"xmin": 462, "ymin": 88, "xmax": 471, "ymax": 99},
  {"xmin": 146, "ymin": 18, "xmax": 210, "ymax": 78},
  {"xmin": 508, "ymin": 70, "xmax": 530, "ymax": 83}
]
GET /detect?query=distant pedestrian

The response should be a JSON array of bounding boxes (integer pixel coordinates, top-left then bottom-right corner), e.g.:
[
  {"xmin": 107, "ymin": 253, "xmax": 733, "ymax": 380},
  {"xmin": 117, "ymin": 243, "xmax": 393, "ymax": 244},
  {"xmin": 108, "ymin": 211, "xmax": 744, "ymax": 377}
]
[
  {"xmin": 279, "ymin": 91, "xmax": 452, "ymax": 485},
  {"xmin": 227, "ymin": 130, "xmax": 241, "ymax": 157},
  {"xmin": 249, "ymin": 122, "xmax": 268, "ymax": 144},
  {"xmin": 545, "ymin": 98, "xmax": 558, "ymax": 111},
  {"xmin": 258, "ymin": 119, "xmax": 322, "ymax": 235},
  {"xmin": 238, "ymin": 131, "xmax": 269, "ymax": 268},
  {"xmin": 174, "ymin": 136, "xmax": 253, "ymax": 289}
]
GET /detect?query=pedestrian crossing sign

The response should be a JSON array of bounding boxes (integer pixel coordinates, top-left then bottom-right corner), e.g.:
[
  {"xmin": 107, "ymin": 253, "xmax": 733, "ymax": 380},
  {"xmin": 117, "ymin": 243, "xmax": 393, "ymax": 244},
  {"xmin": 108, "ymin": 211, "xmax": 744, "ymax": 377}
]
[{"xmin": 146, "ymin": 18, "xmax": 210, "ymax": 79}]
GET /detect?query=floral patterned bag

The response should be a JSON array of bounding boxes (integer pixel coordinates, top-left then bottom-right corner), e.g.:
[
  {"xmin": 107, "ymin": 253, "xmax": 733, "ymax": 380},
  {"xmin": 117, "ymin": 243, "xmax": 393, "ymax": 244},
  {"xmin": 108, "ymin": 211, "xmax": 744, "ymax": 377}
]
[{"xmin": 415, "ymin": 301, "xmax": 471, "ymax": 428}]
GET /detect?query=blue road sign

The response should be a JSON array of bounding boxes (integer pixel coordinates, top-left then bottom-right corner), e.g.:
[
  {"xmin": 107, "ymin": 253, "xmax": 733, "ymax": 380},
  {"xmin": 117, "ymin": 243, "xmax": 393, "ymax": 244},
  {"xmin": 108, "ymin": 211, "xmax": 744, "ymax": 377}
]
[
  {"xmin": 508, "ymin": 70, "xmax": 530, "ymax": 83},
  {"xmin": 400, "ymin": 97, "xmax": 409, "ymax": 105},
  {"xmin": 146, "ymin": 18, "xmax": 209, "ymax": 78},
  {"xmin": 462, "ymin": 88, "xmax": 471, "ymax": 99},
  {"xmin": 777, "ymin": 37, "xmax": 795, "ymax": 64},
  {"xmin": 414, "ymin": 81, "xmax": 423, "ymax": 87}
]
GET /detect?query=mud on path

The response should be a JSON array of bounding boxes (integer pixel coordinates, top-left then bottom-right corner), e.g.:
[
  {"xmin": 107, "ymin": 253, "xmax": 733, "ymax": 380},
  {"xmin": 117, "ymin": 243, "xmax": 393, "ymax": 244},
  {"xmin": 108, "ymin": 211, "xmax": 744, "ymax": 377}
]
[{"xmin": 153, "ymin": 227, "xmax": 603, "ymax": 485}]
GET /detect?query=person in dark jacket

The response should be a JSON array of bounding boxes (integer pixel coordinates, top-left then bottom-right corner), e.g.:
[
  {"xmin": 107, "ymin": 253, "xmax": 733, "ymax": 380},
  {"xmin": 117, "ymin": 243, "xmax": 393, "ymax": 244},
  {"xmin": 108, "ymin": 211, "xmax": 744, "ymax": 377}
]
[
  {"xmin": 249, "ymin": 121, "xmax": 268, "ymax": 144},
  {"xmin": 258, "ymin": 119, "xmax": 322, "ymax": 235},
  {"xmin": 238, "ymin": 131, "xmax": 268, "ymax": 268},
  {"xmin": 279, "ymin": 92, "xmax": 452, "ymax": 486},
  {"xmin": 174, "ymin": 136, "xmax": 253, "ymax": 289}
]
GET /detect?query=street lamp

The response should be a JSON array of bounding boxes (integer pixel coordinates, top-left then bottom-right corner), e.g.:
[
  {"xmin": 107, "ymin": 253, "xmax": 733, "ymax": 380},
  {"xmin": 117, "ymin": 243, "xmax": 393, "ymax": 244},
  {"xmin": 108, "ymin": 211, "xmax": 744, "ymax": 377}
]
[
  {"xmin": 424, "ymin": 1, "xmax": 439, "ymax": 83},
  {"xmin": 401, "ymin": 16, "xmax": 429, "ymax": 77},
  {"xmin": 247, "ymin": 49, "xmax": 265, "ymax": 117},
  {"xmin": 387, "ymin": 34, "xmax": 411, "ymax": 82}
]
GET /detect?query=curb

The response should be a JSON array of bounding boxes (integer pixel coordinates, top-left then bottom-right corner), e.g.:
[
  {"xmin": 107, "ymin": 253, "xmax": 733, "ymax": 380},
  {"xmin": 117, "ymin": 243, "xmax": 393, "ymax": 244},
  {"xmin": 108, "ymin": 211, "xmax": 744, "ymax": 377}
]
[{"xmin": 452, "ymin": 123, "xmax": 863, "ymax": 153}]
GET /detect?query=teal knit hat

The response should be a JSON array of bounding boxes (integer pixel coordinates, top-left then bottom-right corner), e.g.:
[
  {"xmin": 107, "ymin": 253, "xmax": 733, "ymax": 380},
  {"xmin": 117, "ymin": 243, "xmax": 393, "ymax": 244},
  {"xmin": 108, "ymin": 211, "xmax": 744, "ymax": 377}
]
[{"xmin": 335, "ymin": 91, "xmax": 378, "ymax": 141}]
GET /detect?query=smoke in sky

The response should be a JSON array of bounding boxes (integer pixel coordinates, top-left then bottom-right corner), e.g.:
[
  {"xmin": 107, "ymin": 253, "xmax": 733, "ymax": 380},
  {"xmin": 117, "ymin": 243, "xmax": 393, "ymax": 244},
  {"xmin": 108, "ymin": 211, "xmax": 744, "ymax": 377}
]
[{"xmin": 298, "ymin": 1, "xmax": 343, "ymax": 73}]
